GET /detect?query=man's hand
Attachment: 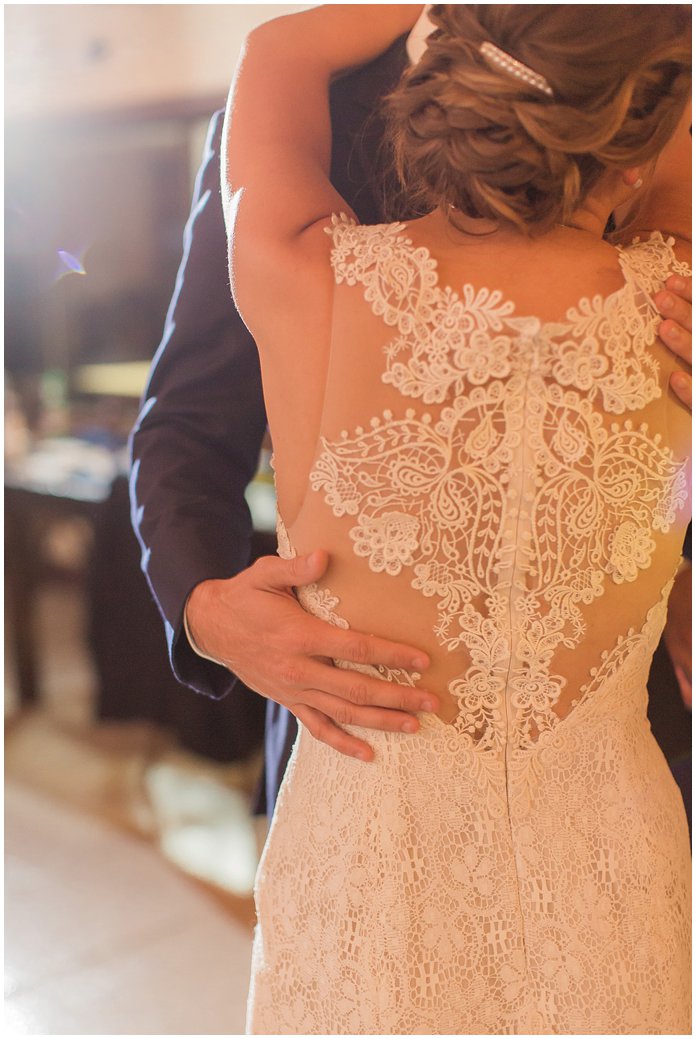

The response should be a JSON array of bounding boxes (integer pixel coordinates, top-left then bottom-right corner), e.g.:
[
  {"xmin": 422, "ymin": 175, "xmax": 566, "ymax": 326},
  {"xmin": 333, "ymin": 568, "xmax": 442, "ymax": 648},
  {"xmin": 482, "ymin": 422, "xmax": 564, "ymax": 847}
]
[
  {"xmin": 663, "ymin": 564, "xmax": 692, "ymax": 710},
  {"xmin": 655, "ymin": 275, "xmax": 692, "ymax": 409},
  {"xmin": 186, "ymin": 552, "xmax": 439, "ymax": 762}
]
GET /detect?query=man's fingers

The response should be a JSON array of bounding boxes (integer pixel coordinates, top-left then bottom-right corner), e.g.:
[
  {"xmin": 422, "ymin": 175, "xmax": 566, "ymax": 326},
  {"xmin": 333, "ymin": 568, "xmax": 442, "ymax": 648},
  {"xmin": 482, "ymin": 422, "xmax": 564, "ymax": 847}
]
[
  {"xmin": 300, "ymin": 688, "xmax": 423, "ymax": 734},
  {"xmin": 655, "ymin": 288, "xmax": 692, "ymax": 335},
  {"xmin": 656, "ymin": 300, "xmax": 692, "ymax": 348},
  {"xmin": 664, "ymin": 274, "xmax": 692, "ymax": 305},
  {"xmin": 299, "ymin": 657, "xmax": 437, "ymax": 713},
  {"xmin": 656, "ymin": 278, "xmax": 693, "ymax": 396},
  {"xmin": 299, "ymin": 615, "xmax": 430, "ymax": 672},
  {"xmin": 253, "ymin": 549, "xmax": 329, "ymax": 590},
  {"xmin": 658, "ymin": 319, "xmax": 692, "ymax": 366},
  {"xmin": 293, "ymin": 704, "xmax": 374, "ymax": 761},
  {"xmin": 669, "ymin": 370, "xmax": 692, "ymax": 409}
]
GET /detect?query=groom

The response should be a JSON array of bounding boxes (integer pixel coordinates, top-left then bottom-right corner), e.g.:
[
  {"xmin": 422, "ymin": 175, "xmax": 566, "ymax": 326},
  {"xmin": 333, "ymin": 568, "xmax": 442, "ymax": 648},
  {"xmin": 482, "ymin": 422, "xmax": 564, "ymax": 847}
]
[{"xmin": 130, "ymin": 14, "xmax": 692, "ymax": 815}]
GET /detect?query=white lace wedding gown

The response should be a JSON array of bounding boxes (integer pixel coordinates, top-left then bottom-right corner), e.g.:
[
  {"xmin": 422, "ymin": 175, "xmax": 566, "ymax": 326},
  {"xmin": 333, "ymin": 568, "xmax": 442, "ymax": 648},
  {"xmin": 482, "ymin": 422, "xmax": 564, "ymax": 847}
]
[{"xmin": 246, "ymin": 218, "xmax": 691, "ymax": 1035}]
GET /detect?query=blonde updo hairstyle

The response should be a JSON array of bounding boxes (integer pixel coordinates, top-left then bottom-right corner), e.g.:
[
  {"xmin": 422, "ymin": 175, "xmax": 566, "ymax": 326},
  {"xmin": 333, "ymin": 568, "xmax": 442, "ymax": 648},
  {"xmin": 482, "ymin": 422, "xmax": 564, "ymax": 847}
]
[{"xmin": 388, "ymin": 4, "xmax": 691, "ymax": 234}]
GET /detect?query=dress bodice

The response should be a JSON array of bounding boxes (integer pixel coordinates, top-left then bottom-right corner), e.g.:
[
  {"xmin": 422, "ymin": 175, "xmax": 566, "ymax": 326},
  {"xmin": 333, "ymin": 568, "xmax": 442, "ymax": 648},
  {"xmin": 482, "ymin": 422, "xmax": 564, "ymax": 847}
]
[{"xmin": 281, "ymin": 217, "xmax": 691, "ymax": 758}]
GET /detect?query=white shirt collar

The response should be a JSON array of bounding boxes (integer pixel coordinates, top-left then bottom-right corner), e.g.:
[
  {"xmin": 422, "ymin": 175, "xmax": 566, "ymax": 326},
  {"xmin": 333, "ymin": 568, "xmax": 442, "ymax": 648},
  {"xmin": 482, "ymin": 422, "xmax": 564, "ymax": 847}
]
[{"xmin": 406, "ymin": 6, "xmax": 435, "ymax": 66}]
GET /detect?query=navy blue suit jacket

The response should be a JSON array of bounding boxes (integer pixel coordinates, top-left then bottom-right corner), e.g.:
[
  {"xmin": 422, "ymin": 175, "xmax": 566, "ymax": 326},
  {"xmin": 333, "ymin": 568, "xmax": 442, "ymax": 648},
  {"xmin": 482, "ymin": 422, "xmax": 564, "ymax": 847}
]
[{"xmin": 130, "ymin": 38, "xmax": 411, "ymax": 815}]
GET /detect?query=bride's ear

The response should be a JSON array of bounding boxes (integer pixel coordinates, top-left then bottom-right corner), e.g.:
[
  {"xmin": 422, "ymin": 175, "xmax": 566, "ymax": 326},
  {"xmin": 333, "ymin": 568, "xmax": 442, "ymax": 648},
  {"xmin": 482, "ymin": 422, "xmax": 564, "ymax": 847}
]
[
  {"xmin": 621, "ymin": 167, "xmax": 645, "ymax": 191},
  {"xmin": 611, "ymin": 165, "xmax": 653, "ymax": 236}
]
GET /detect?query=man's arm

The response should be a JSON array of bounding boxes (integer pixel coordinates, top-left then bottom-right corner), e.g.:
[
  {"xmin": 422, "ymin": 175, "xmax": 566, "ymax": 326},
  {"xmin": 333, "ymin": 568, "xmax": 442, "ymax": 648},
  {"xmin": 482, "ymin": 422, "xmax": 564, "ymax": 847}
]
[
  {"xmin": 130, "ymin": 111, "xmax": 268, "ymax": 698},
  {"xmin": 131, "ymin": 95, "xmax": 440, "ymax": 763}
]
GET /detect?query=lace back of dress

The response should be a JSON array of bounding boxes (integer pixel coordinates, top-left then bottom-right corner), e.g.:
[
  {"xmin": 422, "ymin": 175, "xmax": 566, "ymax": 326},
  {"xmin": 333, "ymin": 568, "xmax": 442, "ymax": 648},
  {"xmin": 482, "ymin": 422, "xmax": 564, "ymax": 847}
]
[
  {"xmin": 252, "ymin": 218, "xmax": 692, "ymax": 1037},
  {"xmin": 285, "ymin": 217, "xmax": 691, "ymax": 753}
]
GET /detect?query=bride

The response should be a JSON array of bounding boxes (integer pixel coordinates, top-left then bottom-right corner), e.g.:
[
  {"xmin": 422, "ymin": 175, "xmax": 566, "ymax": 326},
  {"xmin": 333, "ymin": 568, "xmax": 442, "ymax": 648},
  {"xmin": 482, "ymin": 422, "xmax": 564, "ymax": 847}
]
[{"xmin": 222, "ymin": 5, "xmax": 691, "ymax": 1034}]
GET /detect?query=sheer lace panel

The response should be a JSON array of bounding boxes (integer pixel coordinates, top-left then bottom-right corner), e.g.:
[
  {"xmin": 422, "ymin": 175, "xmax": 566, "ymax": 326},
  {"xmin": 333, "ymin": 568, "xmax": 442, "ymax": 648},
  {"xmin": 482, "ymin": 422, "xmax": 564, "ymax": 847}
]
[{"xmin": 286, "ymin": 218, "xmax": 691, "ymax": 751}]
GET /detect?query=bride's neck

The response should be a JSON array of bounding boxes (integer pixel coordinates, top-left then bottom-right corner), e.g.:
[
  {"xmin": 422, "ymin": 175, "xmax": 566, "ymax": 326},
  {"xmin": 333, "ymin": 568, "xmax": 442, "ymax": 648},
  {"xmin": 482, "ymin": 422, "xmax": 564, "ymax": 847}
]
[
  {"xmin": 563, "ymin": 194, "xmax": 613, "ymax": 238},
  {"xmin": 614, "ymin": 189, "xmax": 692, "ymax": 246},
  {"xmin": 429, "ymin": 184, "xmax": 624, "ymax": 243}
]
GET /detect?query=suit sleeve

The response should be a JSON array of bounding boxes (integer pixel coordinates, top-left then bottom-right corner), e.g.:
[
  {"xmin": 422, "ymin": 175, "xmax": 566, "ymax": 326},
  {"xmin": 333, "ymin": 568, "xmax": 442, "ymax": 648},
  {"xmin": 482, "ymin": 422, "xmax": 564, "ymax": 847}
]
[{"xmin": 129, "ymin": 110, "xmax": 268, "ymax": 699}]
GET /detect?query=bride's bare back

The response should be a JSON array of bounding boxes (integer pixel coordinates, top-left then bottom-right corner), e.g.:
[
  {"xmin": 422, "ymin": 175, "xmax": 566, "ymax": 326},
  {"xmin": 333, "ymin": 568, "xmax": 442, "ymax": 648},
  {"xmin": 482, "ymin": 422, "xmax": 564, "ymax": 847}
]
[{"xmin": 269, "ymin": 216, "xmax": 691, "ymax": 740}]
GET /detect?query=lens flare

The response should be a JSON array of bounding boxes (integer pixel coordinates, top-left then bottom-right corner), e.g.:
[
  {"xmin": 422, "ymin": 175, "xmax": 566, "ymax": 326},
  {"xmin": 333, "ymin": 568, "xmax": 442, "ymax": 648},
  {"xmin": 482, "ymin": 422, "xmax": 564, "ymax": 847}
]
[{"xmin": 56, "ymin": 250, "xmax": 87, "ymax": 277}]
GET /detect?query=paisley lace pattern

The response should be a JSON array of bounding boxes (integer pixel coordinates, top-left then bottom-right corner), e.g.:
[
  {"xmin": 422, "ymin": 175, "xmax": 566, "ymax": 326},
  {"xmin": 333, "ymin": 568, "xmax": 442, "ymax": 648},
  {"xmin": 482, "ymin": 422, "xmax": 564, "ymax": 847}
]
[
  {"xmin": 247, "ymin": 219, "xmax": 691, "ymax": 1035},
  {"xmin": 311, "ymin": 218, "xmax": 689, "ymax": 751}
]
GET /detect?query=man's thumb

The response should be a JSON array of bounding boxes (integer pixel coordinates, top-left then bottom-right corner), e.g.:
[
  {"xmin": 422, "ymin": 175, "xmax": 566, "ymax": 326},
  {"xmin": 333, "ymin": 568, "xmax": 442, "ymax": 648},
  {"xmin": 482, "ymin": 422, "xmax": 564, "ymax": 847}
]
[
  {"xmin": 259, "ymin": 549, "xmax": 330, "ymax": 590},
  {"xmin": 290, "ymin": 548, "xmax": 329, "ymax": 586}
]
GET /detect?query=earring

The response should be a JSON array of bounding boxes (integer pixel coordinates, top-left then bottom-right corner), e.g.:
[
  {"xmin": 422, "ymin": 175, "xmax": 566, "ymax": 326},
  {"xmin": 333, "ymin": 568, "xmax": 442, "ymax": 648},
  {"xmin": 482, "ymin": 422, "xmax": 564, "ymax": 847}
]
[{"xmin": 633, "ymin": 177, "xmax": 644, "ymax": 190}]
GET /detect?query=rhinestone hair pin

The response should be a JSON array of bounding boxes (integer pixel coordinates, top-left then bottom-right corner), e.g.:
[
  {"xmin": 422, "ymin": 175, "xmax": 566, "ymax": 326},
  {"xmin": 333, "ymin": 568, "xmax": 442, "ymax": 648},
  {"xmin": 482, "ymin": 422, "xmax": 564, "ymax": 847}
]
[{"xmin": 479, "ymin": 41, "xmax": 554, "ymax": 97}]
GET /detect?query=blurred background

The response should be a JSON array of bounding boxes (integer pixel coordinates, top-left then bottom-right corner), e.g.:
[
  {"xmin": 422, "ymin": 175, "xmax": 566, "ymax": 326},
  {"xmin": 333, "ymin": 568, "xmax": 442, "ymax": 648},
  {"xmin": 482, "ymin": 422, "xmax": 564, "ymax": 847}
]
[{"xmin": 5, "ymin": 5, "xmax": 308, "ymax": 1034}]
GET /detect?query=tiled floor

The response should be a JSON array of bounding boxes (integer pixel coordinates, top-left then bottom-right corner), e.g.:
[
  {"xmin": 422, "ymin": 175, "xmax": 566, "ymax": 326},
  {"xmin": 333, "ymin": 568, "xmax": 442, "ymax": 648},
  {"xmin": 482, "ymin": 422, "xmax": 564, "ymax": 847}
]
[
  {"xmin": 5, "ymin": 782, "xmax": 252, "ymax": 1034},
  {"xmin": 5, "ymin": 583, "xmax": 264, "ymax": 1035}
]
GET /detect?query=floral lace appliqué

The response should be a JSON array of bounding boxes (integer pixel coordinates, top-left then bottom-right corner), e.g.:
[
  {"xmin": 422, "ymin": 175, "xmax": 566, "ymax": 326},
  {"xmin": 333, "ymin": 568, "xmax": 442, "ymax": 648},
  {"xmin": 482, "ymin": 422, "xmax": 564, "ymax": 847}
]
[{"xmin": 311, "ymin": 218, "xmax": 690, "ymax": 751}]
